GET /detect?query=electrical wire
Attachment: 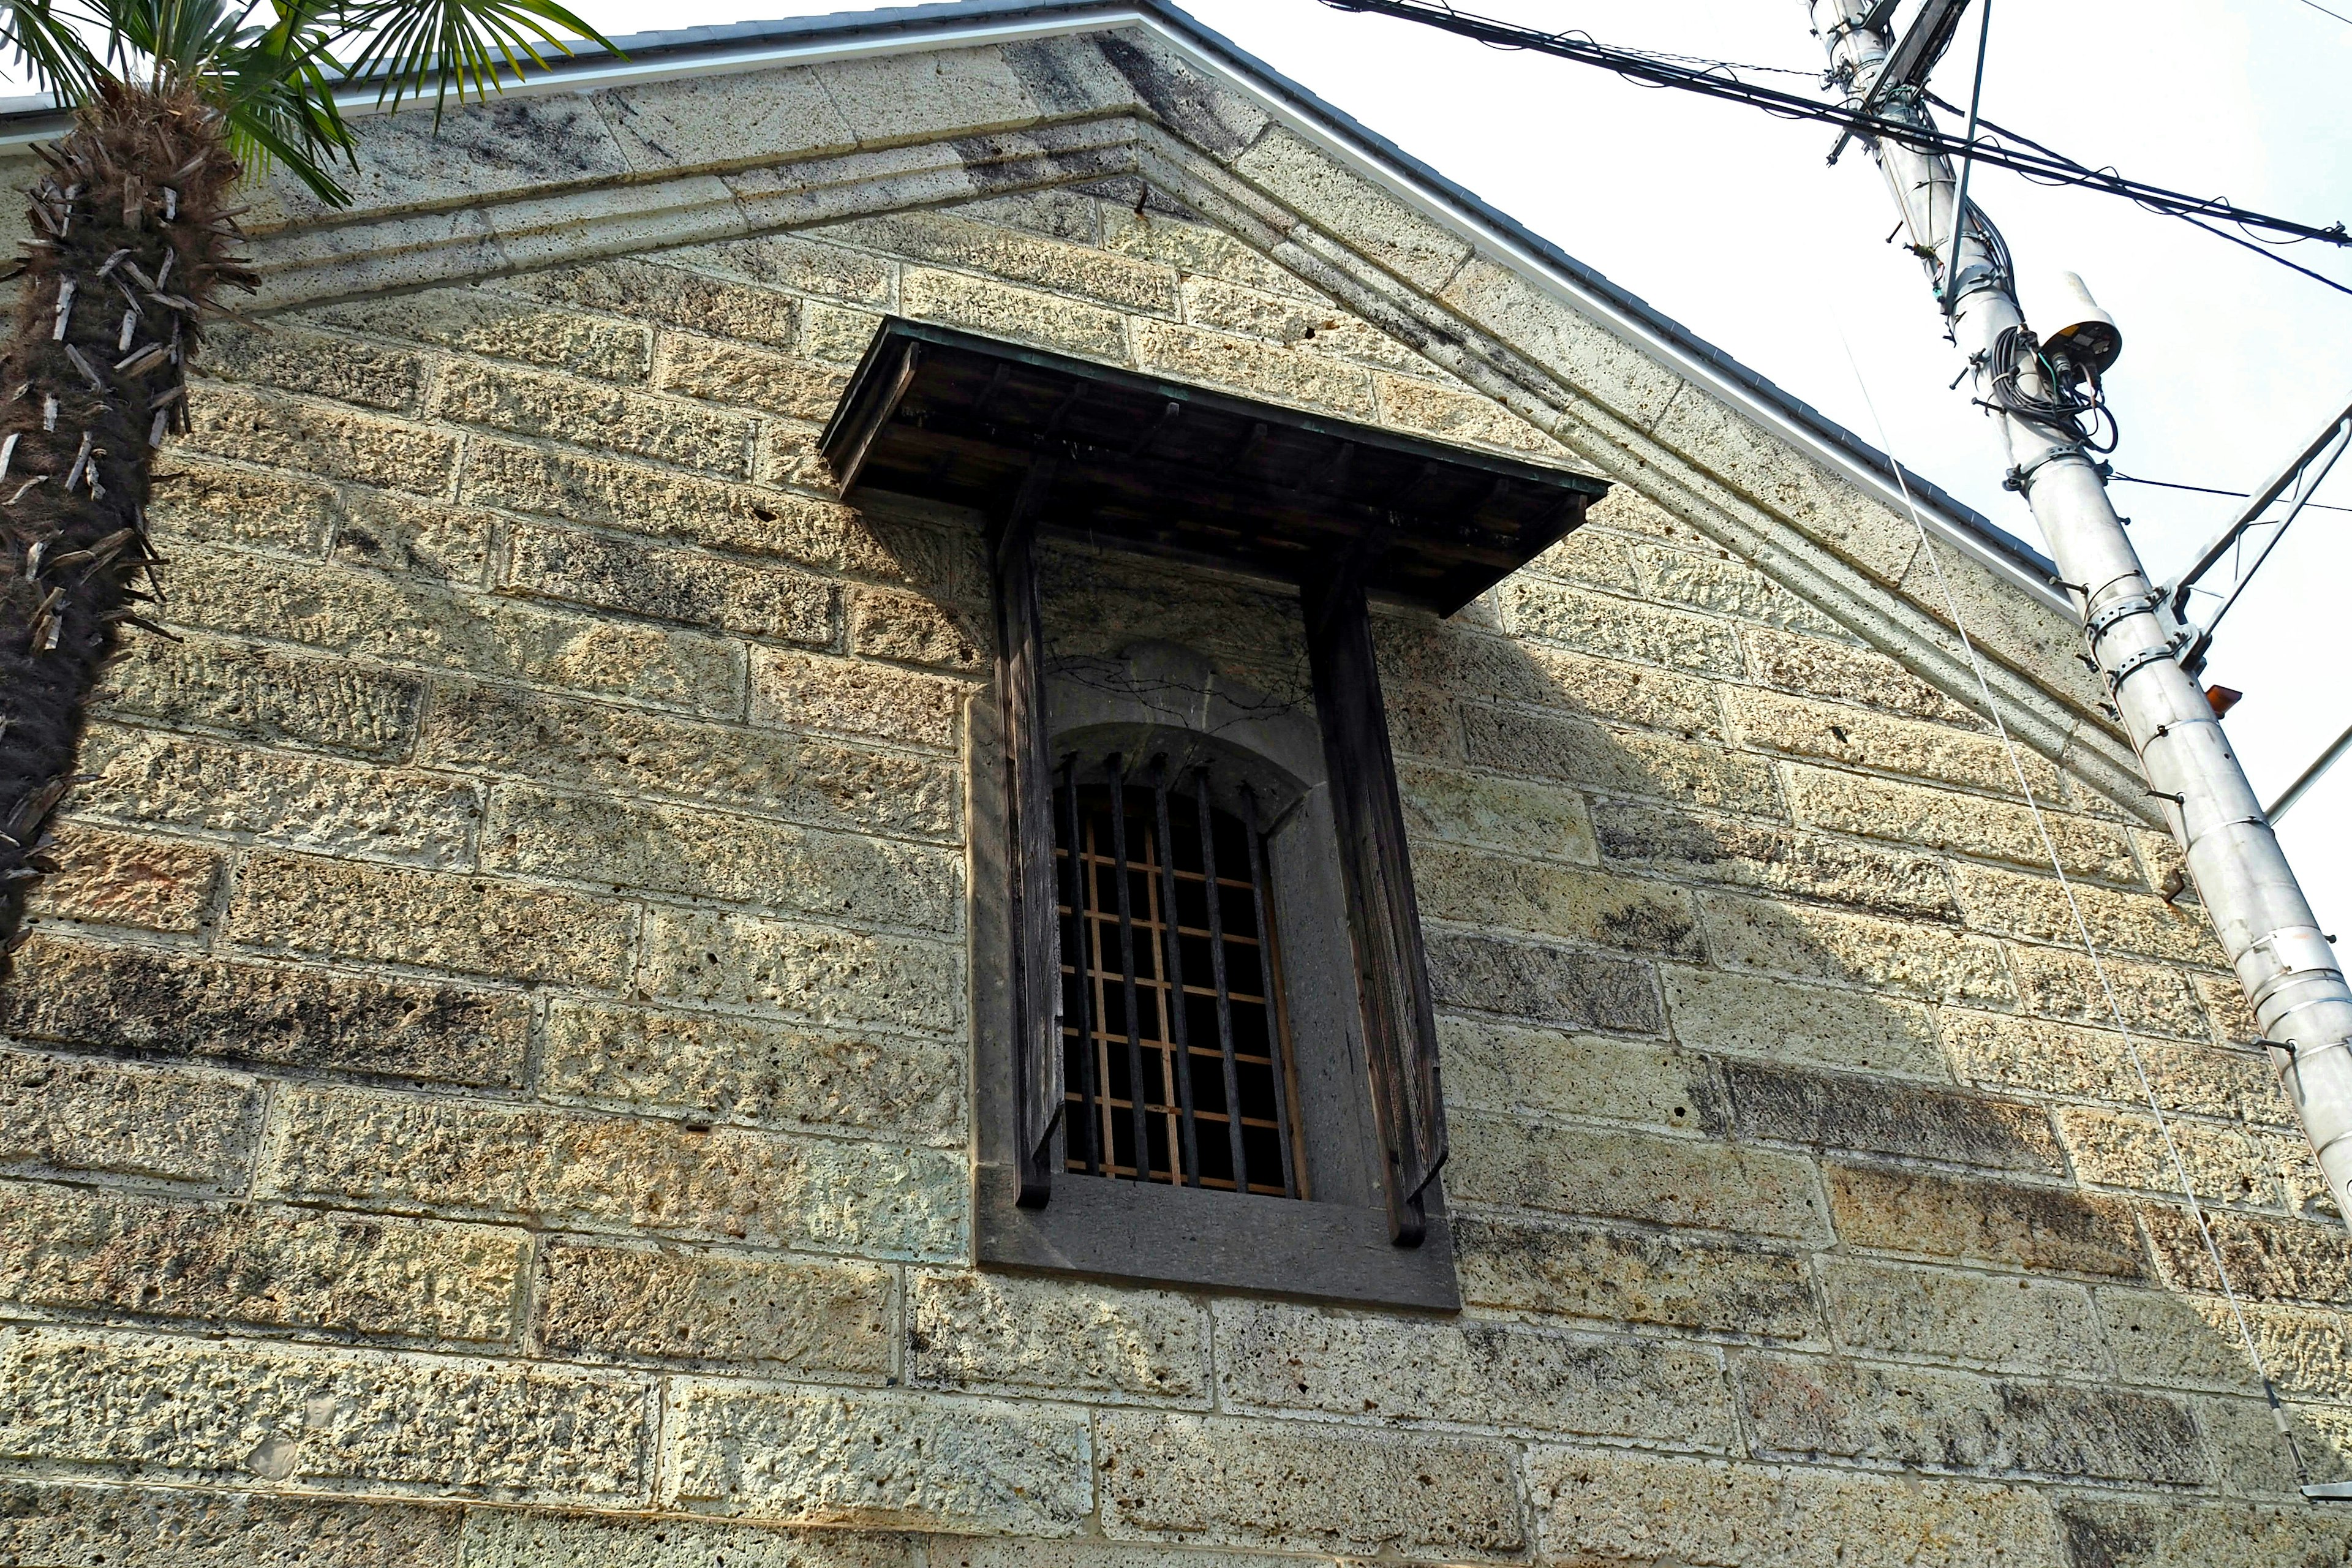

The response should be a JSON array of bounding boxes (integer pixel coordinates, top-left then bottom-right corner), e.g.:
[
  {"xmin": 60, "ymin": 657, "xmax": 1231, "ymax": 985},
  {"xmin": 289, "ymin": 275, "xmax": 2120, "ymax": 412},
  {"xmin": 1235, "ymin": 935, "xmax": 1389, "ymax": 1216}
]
[
  {"xmin": 2112, "ymin": 472, "xmax": 2352, "ymax": 516},
  {"xmin": 2289, "ymin": 0, "xmax": 2352, "ymax": 26},
  {"xmin": 1988, "ymin": 323, "xmax": 2119, "ymax": 451}
]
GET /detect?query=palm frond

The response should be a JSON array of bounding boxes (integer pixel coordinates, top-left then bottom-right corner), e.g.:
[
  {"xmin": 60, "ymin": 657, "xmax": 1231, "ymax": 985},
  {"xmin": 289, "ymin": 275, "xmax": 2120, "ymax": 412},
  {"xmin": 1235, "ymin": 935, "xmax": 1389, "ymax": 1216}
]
[
  {"xmin": 0, "ymin": 0, "xmax": 104, "ymax": 105},
  {"xmin": 336, "ymin": 0, "xmax": 611, "ymax": 123}
]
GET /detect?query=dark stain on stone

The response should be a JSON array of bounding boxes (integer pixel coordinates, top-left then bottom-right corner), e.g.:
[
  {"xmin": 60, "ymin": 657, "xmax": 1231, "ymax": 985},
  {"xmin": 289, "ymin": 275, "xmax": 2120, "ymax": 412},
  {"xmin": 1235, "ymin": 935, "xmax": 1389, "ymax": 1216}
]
[
  {"xmin": 1095, "ymin": 34, "xmax": 1260, "ymax": 158},
  {"xmin": 1727, "ymin": 1062, "xmax": 2065, "ymax": 1174}
]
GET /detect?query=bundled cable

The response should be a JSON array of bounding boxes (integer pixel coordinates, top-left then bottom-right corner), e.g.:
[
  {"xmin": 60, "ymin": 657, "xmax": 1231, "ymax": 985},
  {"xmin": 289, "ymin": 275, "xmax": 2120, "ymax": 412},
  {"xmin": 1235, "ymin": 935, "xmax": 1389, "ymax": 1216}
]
[{"xmin": 1988, "ymin": 323, "xmax": 2119, "ymax": 451}]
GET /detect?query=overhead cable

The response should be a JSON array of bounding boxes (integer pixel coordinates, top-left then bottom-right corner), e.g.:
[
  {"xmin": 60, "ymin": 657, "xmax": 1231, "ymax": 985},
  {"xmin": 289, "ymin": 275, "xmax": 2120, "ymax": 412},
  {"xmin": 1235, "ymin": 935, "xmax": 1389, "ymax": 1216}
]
[
  {"xmin": 1316, "ymin": 0, "xmax": 2352, "ymax": 246},
  {"xmin": 2111, "ymin": 472, "xmax": 2352, "ymax": 516}
]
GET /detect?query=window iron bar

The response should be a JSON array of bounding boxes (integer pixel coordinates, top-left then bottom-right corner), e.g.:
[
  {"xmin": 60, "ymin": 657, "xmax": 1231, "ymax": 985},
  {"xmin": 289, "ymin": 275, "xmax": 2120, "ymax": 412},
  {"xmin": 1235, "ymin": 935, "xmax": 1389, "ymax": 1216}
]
[
  {"xmin": 1058, "ymin": 757, "xmax": 1102, "ymax": 1175},
  {"xmin": 1104, "ymin": 753, "xmax": 1153, "ymax": 1183},
  {"xmin": 1238, "ymin": 782, "xmax": 1300, "ymax": 1200},
  {"xmin": 1150, "ymin": 757, "xmax": 1203, "ymax": 1186},
  {"xmin": 1193, "ymin": 765, "xmax": 1250, "ymax": 1195}
]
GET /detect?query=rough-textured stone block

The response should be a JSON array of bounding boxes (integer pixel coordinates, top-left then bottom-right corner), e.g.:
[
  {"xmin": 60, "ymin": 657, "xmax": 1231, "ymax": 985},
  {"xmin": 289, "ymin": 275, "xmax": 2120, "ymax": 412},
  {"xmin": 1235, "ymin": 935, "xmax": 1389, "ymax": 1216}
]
[
  {"xmin": 1822, "ymin": 1257, "xmax": 2106, "ymax": 1374},
  {"xmin": 513, "ymin": 256, "xmax": 802, "ymax": 347},
  {"xmin": 258, "ymin": 1085, "xmax": 963, "ymax": 1260},
  {"xmin": 1374, "ymin": 370, "xmax": 1564, "ymax": 457},
  {"xmin": 1498, "ymin": 576, "xmax": 1743, "ymax": 676},
  {"xmin": 0, "ymin": 1183, "xmax": 524, "ymax": 1341},
  {"xmin": 1436, "ymin": 254, "xmax": 1689, "ymax": 435},
  {"xmin": 330, "ymin": 485, "xmax": 499, "ymax": 584},
  {"xmin": 148, "ymin": 459, "xmax": 340, "ymax": 555},
  {"xmin": 2142, "ymin": 1206, "xmax": 2352, "ymax": 1304},
  {"xmin": 502, "ymin": 520, "xmax": 831, "ymax": 641},
  {"xmin": 1448, "ymin": 1109, "xmax": 1827, "ymax": 1241},
  {"xmin": 1662, "ymin": 966, "xmax": 1945, "ymax": 1077},
  {"xmin": 909, "ymin": 1273, "xmax": 1208, "ymax": 1402},
  {"xmin": 1787, "ymin": 764, "xmax": 2137, "ymax": 881},
  {"xmin": 1103, "ymin": 204, "xmax": 1309, "ymax": 296},
  {"xmin": 1232, "ymin": 126, "xmax": 1470, "ymax": 292},
  {"xmin": 804, "ymin": 301, "xmax": 886, "ymax": 361},
  {"xmin": 688, "ymin": 231, "xmax": 897, "ymax": 309},
  {"xmin": 537, "ymin": 1242, "xmax": 891, "ymax": 1374},
  {"xmin": 74, "ymin": 725, "xmax": 478, "ymax": 867},
  {"xmin": 1725, "ymin": 684, "xmax": 2055, "ymax": 796},
  {"xmin": 160, "ymin": 549, "xmax": 744, "ymax": 715},
  {"xmin": 0, "ymin": 1483, "xmax": 463, "ymax": 1568},
  {"xmin": 1439, "ymin": 1017, "xmax": 1723, "ymax": 1133},
  {"xmin": 1596, "ymin": 801, "xmax": 1954, "ymax": 918},
  {"xmin": 751, "ymin": 647, "xmax": 968, "ymax": 748},
  {"xmin": 1417, "ymin": 846, "xmax": 1701, "ymax": 956},
  {"xmin": 1461, "ymin": 706, "xmax": 1779, "ymax": 812},
  {"xmin": 2007, "ymin": 945, "xmax": 2208, "ymax": 1039},
  {"xmin": 1425, "ymin": 929, "xmax": 1660, "ymax": 1032},
  {"xmin": 2198, "ymin": 1390, "xmax": 2352, "ymax": 1497},
  {"xmin": 541, "ymin": 999, "xmax": 962, "ymax": 1142},
  {"xmin": 1826, "ymin": 1163, "xmax": 2147, "ymax": 1278},
  {"xmin": 1700, "ymin": 891, "xmax": 2015, "ymax": 1004},
  {"xmin": 1177, "ymin": 271, "xmax": 1333, "ymax": 345},
  {"xmin": 1215, "ymin": 1299, "xmax": 1732, "ymax": 1444},
  {"xmin": 666, "ymin": 1385, "xmax": 1090, "ymax": 1532},
  {"xmin": 1096, "ymin": 1411, "xmax": 1520, "ymax": 1558},
  {"xmin": 0, "ymin": 935, "xmax": 527, "ymax": 1085},
  {"xmin": 2056, "ymin": 1106, "xmax": 2278, "ymax": 1207},
  {"xmin": 26, "ymin": 823, "xmax": 220, "ymax": 932},
  {"xmin": 2098, "ymin": 1287, "xmax": 2352, "ymax": 1400},
  {"xmin": 1954, "ymin": 862, "xmax": 2225, "ymax": 965},
  {"xmin": 657, "ymin": 334, "xmax": 852, "ymax": 419},
  {"xmin": 1631, "ymin": 544, "xmax": 1844, "ymax": 633},
  {"xmin": 822, "ymin": 211, "xmax": 1177, "ymax": 314},
  {"xmin": 0, "ymin": 1050, "xmax": 260, "ymax": 1187},
  {"xmin": 1743, "ymin": 625, "xmax": 1983, "ymax": 725},
  {"xmin": 227, "ymin": 853, "xmax": 635, "ymax": 987},
  {"xmin": 640, "ymin": 907, "xmax": 962, "ymax": 1035},
  {"xmin": 593, "ymin": 64, "xmax": 853, "ymax": 174},
  {"xmin": 903, "ymin": 265, "xmax": 1127, "ymax": 360},
  {"xmin": 436, "ymin": 359, "xmax": 753, "ymax": 474},
  {"xmin": 1132, "ymin": 319, "xmax": 1377, "ymax": 417},
  {"xmin": 1397, "ymin": 762, "xmax": 1597, "ymax": 864},
  {"xmin": 843, "ymin": 586, "xmax": 987, "ymax": 672},
  {"xmin": 423, "ymin": 685, "xmax": 958, "ymax": 840},
  {"xmin": 0, "ymin": 1329, "xmax": 647, "ymax": 1500},
  {"xmin": 314, "ymin": 287, "xmax": 651, "ymax": 380},
  {"xmin": 1530, "ymin": 1447, "xmax": 2063, "ymax": 1567},
  {"xmin": 1454, "ymin": 1213, "xmax": 1820, "ymax": 1338},
  {"xmin": 462, "ymin": 1510, "xmax": 916, "ymax": 1568},
  {"xmin": 1727, "ymin": 1062, "xmax": 2065, "ymax": 1174},
  {"xmin": 1379, "ymin": 621, "xmax": 1719, "ymax": 735},
  {"xmin": 820, "ymin": 41, "xmax": 1046, "ymax": 145},
  {"xmin": 1937, "ymin": 1010, "xmax": 2274, "ymax": 1122},
  {"xmin": 95, "ymin": 635, "xmax": 424, "ymax": 759},
  {"xmin": 1736, "ymin": 1354, "xmax": 2204, "ymax": 1482},
  {"xmin": 186, "ymin": 385, "xmax": 458, "ymax": 495},
  {"xmin": 2055, "ymin": 1499, "xmax": 2352, "ymax": 1568},
  {"xmin": 198, "ymin": 324, "xmax": 428, "ymax": 413},
  {"xmin": 1525, "ymin": 527, "xmax": 1643, "ymax": 593}
]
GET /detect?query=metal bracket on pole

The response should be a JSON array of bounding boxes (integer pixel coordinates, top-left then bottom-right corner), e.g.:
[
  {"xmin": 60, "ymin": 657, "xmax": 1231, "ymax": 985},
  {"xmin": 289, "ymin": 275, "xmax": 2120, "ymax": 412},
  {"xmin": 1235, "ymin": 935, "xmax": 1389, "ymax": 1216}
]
[{"xmin": 1828, "ymin": 0, "xmax": 1976, "ymax": 164}]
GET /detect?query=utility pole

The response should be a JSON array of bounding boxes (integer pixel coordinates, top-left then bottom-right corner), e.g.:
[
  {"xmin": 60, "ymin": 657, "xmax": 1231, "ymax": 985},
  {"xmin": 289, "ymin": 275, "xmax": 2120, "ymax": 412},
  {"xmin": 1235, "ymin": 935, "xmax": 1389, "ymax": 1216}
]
[{"xmin": 1802, "ymin": 0, "xmax": 2352, "ymax": 1228}]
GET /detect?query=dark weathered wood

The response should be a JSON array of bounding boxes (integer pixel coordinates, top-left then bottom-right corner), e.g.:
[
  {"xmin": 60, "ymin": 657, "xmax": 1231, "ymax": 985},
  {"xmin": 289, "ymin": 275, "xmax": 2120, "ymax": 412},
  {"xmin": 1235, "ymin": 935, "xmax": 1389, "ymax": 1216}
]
[
  {"xmin": 1302, "ymin": 564, "xmax": 1448, "ymax": 1246},
  {"xmin": 1239, "ymin": 783, "xmax": 1300, "ymax": 1200},
  {"xmin": 991, "ymin": 454, "xmax": 1061, "ymax": 1207},
  {"xmin": 1060, "ymin": 758, "xmax": 1102, "ymax": 1175},
  {"xmin": 1149, "ymin": 763, "xmax": 1201, "ymax": 1186},
  {"xmin": 1104, "ymin": 753, "xmax": 1152, "ymax": 1181},
  {"xmin": 826, "ymin": 338, "xmax": 919, "ymax": 493},
  {"xmin": 1193, "ymin": 767, "xmax": 1250, "ymax": 1196}
]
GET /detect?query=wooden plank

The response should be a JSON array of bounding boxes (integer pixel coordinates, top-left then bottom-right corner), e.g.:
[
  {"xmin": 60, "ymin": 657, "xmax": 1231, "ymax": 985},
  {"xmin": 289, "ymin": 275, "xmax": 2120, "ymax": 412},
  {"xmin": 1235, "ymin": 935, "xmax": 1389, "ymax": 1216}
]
[{"xmin": 1302, "ymin": 564, "xmax": 1449, "ymax": 1246}]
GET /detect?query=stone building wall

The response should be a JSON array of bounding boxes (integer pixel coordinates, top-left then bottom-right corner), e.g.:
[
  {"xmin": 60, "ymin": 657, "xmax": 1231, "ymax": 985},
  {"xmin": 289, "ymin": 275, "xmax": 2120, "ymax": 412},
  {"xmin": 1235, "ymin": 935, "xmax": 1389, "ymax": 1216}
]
[{"xmin": 2, "ymin": 23, "xmax": 2350, "ymax": 1568}]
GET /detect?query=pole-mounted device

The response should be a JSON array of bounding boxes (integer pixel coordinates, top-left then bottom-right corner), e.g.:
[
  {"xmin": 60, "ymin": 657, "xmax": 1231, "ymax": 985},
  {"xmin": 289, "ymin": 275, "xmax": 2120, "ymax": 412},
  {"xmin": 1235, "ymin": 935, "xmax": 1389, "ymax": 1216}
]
[{"xmin": 1802, "ymin": 0, "xmax": 2352, "ymax": 1230}]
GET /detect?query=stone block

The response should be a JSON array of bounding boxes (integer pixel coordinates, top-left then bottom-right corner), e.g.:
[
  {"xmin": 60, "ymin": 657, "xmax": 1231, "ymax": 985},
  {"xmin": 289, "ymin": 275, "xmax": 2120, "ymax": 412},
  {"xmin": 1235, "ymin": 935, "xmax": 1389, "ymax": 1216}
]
[
  {"xmin": 0, "ymin": 1483, "xmax": 463, "ymax": 1568},
  {"xmin": 2142, "ymin": 1206, "xmax": 2352, "ymax": 1304},
  {"xmin": 258, "ymin": 1085, "xmax": 964, "ymax": 1261},
  {"xmin": 186, "ymin": 384, "xmax": 458, "ymax": 496},
  {"xmin": 1937, "ymin": 1010, "xmax": 2274, "ymax": 1123},
  {"xmin": 1214, "ymin": 1298, "xmax": 1732, "ymax": 1444},
  {"xmin": 1725, "ymin": 684, "xmax": 2056, "ymax": 796},
  {"xmin": 1596, "ymin": 801, "xmax": 1954, "ymax": 919},
  {"xmin": 843, "ymin": 587, "xmax": 988, "ymax": 673},
  {"xmin": 421, "ymin": 685, "xmax": 958, "ymax": 840},
  {"xmin": 159, "ymin": 549, "xmax": 745, "ymax": 715},
  {"xmin": 147, "ymin": 458, "xmax": 339, "ymax": 555},
  {"xmin": 903, "ymin": 265, "xmax": 1128, "ymax": 361},
  {"xmin": 2199, "ymin": 1391, "xmax": 2352, "ymax": 1497},
  {"xmin": 1785, "ymin": 764, "xmax": 2138, "ymax": 881},
  {"xmin": 500, "ymin": 519, "xmax": 832, "ymax": 642},
  {"xmin": 1102, "ymin": 205, "xmax": 1311, "ymax": 298},
  {"xmin": 1231, "ymin": 127, "xmax": 1471, "ymax": 294},
  {"xmin": 1439, "ymin": 1016, "xmax": 1724, "ymax": 1134},
  {"xmin": 0, "ymin": 1050, "xmax": 260, "ymax": 1187},
  {"xmin": 639, "ymin": 907, "xmax": 963, "ymax": 1036},
  {"xmin": 462, "ymin": 1510, "xmax": 916, "ymax": 1568},
  {"xmin": 0, "ymin": 1182, "xmax": 524, "ymax": 1342},
  {"xmin": 1727, "ymin": 1061, "xmax": 2066, "ymax": 1174},
  {"xmin": 435, "ymin": 359, "xmax": 755, "ymax": 475},
  {"xmin": 804, "ymin": 301, "xmax": 887, "ymax": 361},
  {"xmin": 1825, "ymin": 1162, "xmax": 2147, "ymax": 1278},
  {"xmin": 1378, "ymin": 620, "xmax": 1717, "ymax": 734},
  {"xmin": 656, "ymin": 334, "xmax": 853, "ymax": 420},
  {"xmin": 2054, "ymin": 1499, "xmax": 2352, "ymax": 1568},
  {"xmin": 1416, "ymin": 845, "xmax": 1701, "ymax": 956},
  {"xmin": 2097, "ymin": 1287, "xmax": 2352, "ymax": 1400},
  {"xmin": 908, "ymin": 1273, "xmax": 1208, "ymax": 1402},
  {"xmin": 1699, "ymin": 891, "xmax": 2015, "ymax": 1005},
  {"xmin": 197, "ymin": 323, "xmax": 428, "ymax": 413},
  {"xmin": 688, "ymin": 232, "xmax": 897, "ymax": 308},
  {"xmin": 541, "ymin": 1000, "xmax": 962, "ymax": 1144},
  {"xmin": 1396, "ymin": 761, "xmax": 1597, "ymax": 864},
  {"xmin": 1436, "ymin": 255, "xmax": 1689, "ymax": 435},
  {"xmin": 2007, "ymin": 946, "xmax": 2209, "ymax": 1039},
  {"xmin": 1096, "ymin": 1410, "xmax": 1521, "ymax": 1559},
  {"xmin": 1424, "ymin": 929, "xmax": 1660, "ymax": 1033},
  {"xmin": 313, "ymin": 287, "xmax": 652, "ymax": 380},
  {"xmin": 73, "ymin": 725, "xmax": 478, "ymax": 868},
  {"xmin": 1447, "ymin": 1109, "xmax": 1828, "ymax": 1241},
  {"xmin": 2197, "ymin": 969, "xmax": 2263, "ymax": 1044},
  {"xmin": 0, "ymin": 1329, "xmax": 647, "ymax": 1501},
  {"xmin": 481, "ymin": 786, "xmax": 958, "ymax": 932},
  {"xmin": 511, "ymin": 256, "xmax": 802, "ymax": 347},
  {"xmin": 1132, "ymin": 319, "xmax": 1379, "ymax": 417},
  {"xmin": 1631, "ymin": 544, "xmax": 1845, "ymax": 635},
  {"xmin": 537, "ymin": 1241, "xmax": 892, "ymax": 1374},
  {"xmin": 1735, "ymin": 1353, "xmax": 2204, "ymax": 1482},
  {"xmin": 593, "ymin": 66, "xmax": 854, "ymax": 174},
  {"xmin": 94, "ymin": 634, "xmax": 424, "ymax": 758},
  {"xmin": 818, "ymin": 43, "xmax": 1046, "ymax": 147},
  {"xmin": 751, "ymin": 647, "xmax": 970, "ymax": 748},
  {"xmin": 26, "ymin": 823, "xmax": 219, "ymax": 932},
  {"xmin": 1496, "ymin": 576, "xmax": 1744, "ymax": 676},
  {"xmin": 1461, "ymin": 706, "xmax": 1780, "ymax": 813},
  {"xmin": 1529, "ymin": 1447, "xmax": 2063, "ymax": 1568},
  {"xmin": 1525, "ymin": 527, "xmax": 1644, "ymax": 593},
  {"xmin": 2056, "ymin": 1106, "xmax": 2278, "ymax": 1207},
  {"xmin": 1953, "ymin": 862, "xmax": 2225, "ymax": 965},
  {"xmin": 1662, "ymin": 966, "xmax": 1946, "ymax": 1077},
  {"xmin": 1821, "ymin": 1257, "xmax": 2107, "ymax": 1375},
  {"xmin": 820, "ymin": 211, "xmax": 1178, "ymax": 314},
  {"xmin": 1177, "ymin": 273, "xmax": 1332, "ymax": 344},
  {"xmin": 1749, "ymin": 625, "xmax": 1985, "ymax": 724},
  {"xmin": 665, "ymin": 1385, "xmax": 1090, "ymax": 1533},
  {"xmin": 1373, "ymin": 370, "xmax": 1566, "ymax": 458},
  {"xmin": 1453, "ymin": 1214, "xmax": 1821, "ymax": 1339}
]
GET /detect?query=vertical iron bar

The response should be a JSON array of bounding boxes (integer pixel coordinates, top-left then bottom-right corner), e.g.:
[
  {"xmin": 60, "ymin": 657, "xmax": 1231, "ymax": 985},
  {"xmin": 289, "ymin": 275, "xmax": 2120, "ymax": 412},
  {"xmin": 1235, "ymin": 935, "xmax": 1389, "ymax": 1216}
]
[
  {"xmin": 1150, "ymin": 758, "xmax": 1200, "ymax": 1185},
  {"xmin": 1105, "ymin": 755, "xmax": 1153, "ymax": 1182},
  {"xmin": 1060, "ymin": 759, "xmax": 1101, "ymax": 1175},
  {"xmin": 1238, "ymin": 783, "xmax": 1298, "ymax": 1199},
  {"xmin": 1194, "ymin": 767, "xmax": 1249, "ymax": 1194}
]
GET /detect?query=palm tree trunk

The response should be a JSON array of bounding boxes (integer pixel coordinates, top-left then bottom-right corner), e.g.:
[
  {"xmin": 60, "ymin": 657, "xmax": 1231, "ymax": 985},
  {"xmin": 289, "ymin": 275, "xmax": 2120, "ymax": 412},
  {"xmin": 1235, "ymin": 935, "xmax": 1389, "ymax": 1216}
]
[{"xmin": 0, "ymin": 83, "xmax": 247, "ymax": 971}]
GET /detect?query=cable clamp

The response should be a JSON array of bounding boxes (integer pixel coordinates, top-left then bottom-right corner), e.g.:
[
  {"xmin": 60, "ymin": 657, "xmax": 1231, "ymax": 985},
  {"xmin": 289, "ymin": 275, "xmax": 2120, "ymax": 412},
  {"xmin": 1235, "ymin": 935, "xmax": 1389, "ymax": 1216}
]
[
  {"xmin": 2084, "ymin": 592, "xmax": 2162, "ymax": 643},
  {"xmin": 2106, "ymin": 637, "xmax": 2188, "ymax": 694}
]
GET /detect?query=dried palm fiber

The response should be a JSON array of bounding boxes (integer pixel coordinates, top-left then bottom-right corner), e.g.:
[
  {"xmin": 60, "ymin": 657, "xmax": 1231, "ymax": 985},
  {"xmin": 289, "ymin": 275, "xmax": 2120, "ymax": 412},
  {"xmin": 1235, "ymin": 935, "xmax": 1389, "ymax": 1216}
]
[{"xmin": 0, "ymin": 83, "xmax": 252, "ymax": 971}]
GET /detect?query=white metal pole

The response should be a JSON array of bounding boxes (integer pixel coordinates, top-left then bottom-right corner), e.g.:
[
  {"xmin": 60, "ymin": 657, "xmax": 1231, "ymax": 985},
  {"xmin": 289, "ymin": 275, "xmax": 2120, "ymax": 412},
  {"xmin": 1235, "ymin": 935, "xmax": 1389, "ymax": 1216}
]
[{"xmin": 1804, "ymin": 0, "xmax": 2352, "ymax": 1229}]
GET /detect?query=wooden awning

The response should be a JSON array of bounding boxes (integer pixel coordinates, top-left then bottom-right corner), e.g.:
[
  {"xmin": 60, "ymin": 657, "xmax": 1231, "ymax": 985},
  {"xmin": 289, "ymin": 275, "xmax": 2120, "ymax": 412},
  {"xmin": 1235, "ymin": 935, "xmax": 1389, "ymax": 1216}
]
[{"xmin": 818, "ymin": 320, "xmax": 1610, "ymax": 615}]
